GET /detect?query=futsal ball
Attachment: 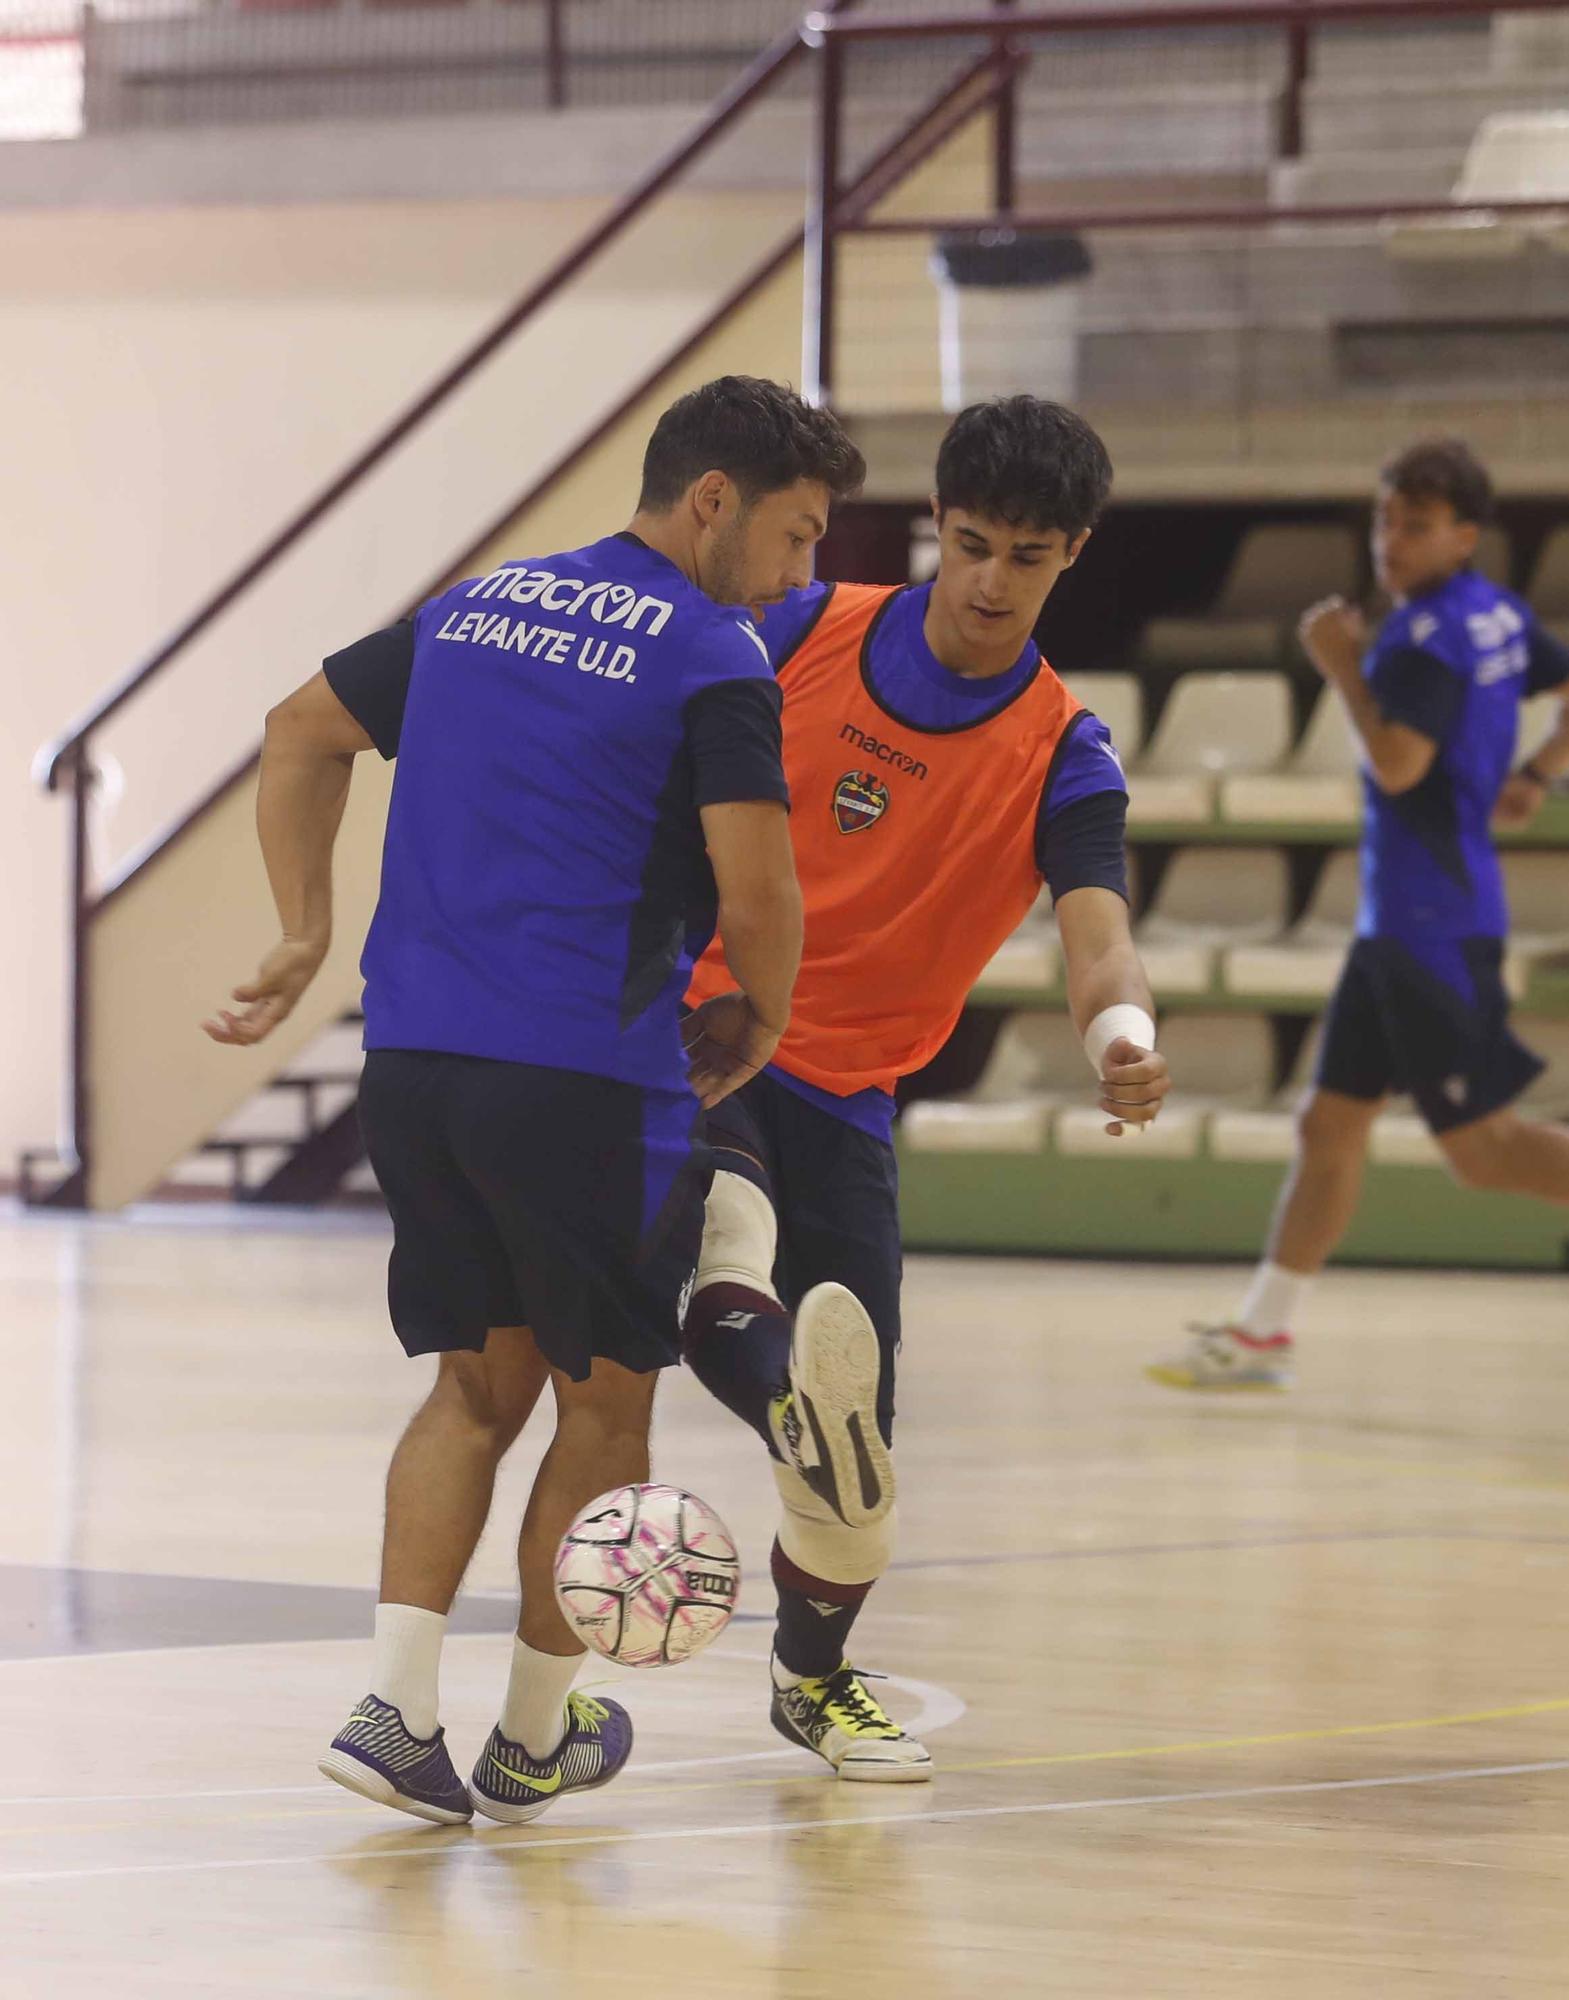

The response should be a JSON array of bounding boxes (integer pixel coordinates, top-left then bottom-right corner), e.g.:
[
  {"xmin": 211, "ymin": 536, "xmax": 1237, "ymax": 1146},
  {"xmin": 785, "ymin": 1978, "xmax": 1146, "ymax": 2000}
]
[{"xmin": 553, "ymin": 1482, "xmax": 741, "ymax": 1668}]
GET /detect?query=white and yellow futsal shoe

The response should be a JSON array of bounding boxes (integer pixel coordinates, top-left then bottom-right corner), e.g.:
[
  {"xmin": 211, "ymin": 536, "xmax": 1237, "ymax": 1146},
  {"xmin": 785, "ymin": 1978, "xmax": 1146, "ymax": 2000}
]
[
  {"xmin": 1147, "ymin": 1324, "xmax": 1295, "ymax": 1392},
  {"xmin": 770, "ymin": 1281, "xmax": 895, "ymax": 1530},
  {"xmin": 771, "ymin": 1660, "xmax": 933, "ymax": 1783}
]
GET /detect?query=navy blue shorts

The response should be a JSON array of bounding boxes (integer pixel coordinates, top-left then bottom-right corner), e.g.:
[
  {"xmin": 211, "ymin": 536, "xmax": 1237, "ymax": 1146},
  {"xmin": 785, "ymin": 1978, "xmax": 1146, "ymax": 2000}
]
[
  {"xmin": 359, "ymin": 1051, "xmax": 712, "ymax": 1377},
  {"xmin": 1316, "ymin": 936, "xmax": 1544, "ymax": 1135},
  {"xmin": 704, "ymin": 1069, "xmax": 901, "ymax": 1443}
]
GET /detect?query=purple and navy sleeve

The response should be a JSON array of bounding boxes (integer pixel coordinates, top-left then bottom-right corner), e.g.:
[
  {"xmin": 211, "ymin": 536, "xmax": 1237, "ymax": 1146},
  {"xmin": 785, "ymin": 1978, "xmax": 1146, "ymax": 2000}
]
[
  {"xmin": 321, "ymin": 619, "xmax": 415, "ymax": 760},
  {"xmin": 1366, "ymin": 604, "xmax": 1466, "ymax": 744},
  {"xmin": 754, "ymin": 581, "xmax": 832, "ymax": 672},
  {"xmin": 1033, "ymin": 710, "xmax": 1130, "ymax": 902},
  {"xmin": 681, "ymin": 614, "xmax": 790, "ymax": 809}
]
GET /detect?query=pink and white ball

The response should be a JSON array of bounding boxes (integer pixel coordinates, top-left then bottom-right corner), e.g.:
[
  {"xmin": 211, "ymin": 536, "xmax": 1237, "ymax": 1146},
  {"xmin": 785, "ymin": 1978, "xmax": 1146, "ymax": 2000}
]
[{"xmin": 553, "ymin": 1482, "xmax": 741, "ymax": 1667}]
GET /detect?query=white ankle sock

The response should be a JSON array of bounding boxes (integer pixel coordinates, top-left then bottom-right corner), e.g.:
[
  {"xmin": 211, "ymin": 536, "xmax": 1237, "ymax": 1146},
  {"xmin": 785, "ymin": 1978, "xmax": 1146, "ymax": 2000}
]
[
  {"xmin": 1236, "ymin": 1262, "xmax": 1310, "ymax": 1339},
  {"xmin": 501, "ymin": 1639, "xmax": 585, "ymax": 1759},
  {"xmin": 370, "ymin": 1603, "xmax": 447, "ymax": 1740},
  {"xmin": 771, "ymin": 1654, "xmax": 806, "ymax": 1693}
]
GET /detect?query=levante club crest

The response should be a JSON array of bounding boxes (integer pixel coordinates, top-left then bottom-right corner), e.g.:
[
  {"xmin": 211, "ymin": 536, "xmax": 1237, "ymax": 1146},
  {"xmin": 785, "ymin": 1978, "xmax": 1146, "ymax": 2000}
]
[{"xmin": 832, "ymin": 770, "xmax": 890, "ymax": 834}]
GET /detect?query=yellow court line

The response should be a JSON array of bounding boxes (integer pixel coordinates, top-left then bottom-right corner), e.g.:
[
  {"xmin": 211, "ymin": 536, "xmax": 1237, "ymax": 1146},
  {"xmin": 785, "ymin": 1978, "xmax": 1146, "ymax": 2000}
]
[
  {"xmin": 2, "ymin": 1696, "xmax": 1565, "ymax": 1840},
  {"xmin": 607, "ymin": 1694, "xmax": 1569, "ymax": 1802},
  {"xmin": 932, "ymin": 1695, "xmax": 1569, "ymax": 1778}
]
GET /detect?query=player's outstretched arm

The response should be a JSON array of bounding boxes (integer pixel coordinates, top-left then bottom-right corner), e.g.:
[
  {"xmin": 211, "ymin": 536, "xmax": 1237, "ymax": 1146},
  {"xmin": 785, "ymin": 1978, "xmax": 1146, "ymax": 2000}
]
[
  {"xmin": 1056, "ymin": 886, "xmax": 1169, "ymax": 1137},
  {"xmin": 202, "ymin": 671, "xmax": 375, "ymax": 1046},
  {"xmin": 688, "ymin": 798, "xmax": 802, "ymax": 1108}
]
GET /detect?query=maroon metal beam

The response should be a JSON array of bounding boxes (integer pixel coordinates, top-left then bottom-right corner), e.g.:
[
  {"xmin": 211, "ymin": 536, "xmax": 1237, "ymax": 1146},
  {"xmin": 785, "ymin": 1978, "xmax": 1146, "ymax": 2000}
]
[
  {"xmin": 992, "ymin": 0, "xmax": 1019, "ymax": 217},
  {"xmin": 809, "ymin": 0, "xmax": 1569, "ymax": 41},
  {"xmin": 543, "ymin": 0, "xmax": 567, "ymax": 110},
  {"xmin": 805, "ymin": 25, "xmax": 846, "ymax": 406}
]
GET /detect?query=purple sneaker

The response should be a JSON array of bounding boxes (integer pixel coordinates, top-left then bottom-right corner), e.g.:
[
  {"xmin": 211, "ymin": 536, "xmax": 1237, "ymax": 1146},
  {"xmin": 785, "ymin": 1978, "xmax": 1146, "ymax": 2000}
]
[
  {"xmin": 318, "ymin": 1692, "xmax": 472, "ymax": 1825},
  {"xmin": 470, "ymin": 1691, "xmax": 634, "ymax": 1825}
]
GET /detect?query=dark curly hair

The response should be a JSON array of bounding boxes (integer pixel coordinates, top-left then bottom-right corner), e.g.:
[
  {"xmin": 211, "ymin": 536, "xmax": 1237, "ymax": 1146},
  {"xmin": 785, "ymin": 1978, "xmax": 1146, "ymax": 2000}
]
[
  {"xmin": 935, "ymin": 396, "xmax": 1113, "ymax": 540},
  {"xmin": 639, "ymin": 376, "xmax": 865, "ymax": 512},
  {"xmin": 1380, "ymin": 437, "xmax": 1493, "ymax": 525}
]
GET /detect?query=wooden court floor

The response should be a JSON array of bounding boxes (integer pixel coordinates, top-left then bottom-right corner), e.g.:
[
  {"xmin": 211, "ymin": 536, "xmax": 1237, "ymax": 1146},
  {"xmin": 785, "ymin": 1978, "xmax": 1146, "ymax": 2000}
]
[{"xmin": 1, "ymin": 1206, "xmax": 1566, "ymax": 1998}]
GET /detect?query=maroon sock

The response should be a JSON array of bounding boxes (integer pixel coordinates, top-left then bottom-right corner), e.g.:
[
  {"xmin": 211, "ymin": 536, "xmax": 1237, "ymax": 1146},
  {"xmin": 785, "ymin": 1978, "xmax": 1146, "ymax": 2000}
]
[
  {"xmin": 771, "ymin": 1537, "xmax": 874, "ymax": 1679},
  {"xmin": 682, "ymin": 1283, "xmax": 791, "ymax": 1447}
]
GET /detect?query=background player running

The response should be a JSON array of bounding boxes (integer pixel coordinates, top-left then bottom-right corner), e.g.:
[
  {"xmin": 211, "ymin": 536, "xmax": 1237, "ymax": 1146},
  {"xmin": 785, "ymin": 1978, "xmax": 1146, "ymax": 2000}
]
[
  {"xmin": 204, "ymin": 376, "xmax": 863, "ymax": 1824},
  {"xmin": 1153, "ymin": 438, "xmax": 1569, "ymax": 1393},
  {"xmin": 680, "ymin": 397, "xmax": 1170, "ymax": 1781}
]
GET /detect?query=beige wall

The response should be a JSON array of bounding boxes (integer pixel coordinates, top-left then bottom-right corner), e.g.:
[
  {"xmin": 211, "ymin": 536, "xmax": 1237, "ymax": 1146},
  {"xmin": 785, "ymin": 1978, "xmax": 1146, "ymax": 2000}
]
[{"xmin": 6, "ymin": 184, "xmax": 805, "ymax": 1176}]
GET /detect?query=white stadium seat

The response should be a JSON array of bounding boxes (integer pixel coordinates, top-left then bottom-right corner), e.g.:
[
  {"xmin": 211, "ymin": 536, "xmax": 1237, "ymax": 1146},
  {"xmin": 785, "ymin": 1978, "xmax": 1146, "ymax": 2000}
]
[
  {"xmin": 1221, "ymin": 687, "xmax": 1362, "ymax": 826},
  {"xmin": 970, "ymin": 893, "xmax": 1062, "ymax": 998},
  {"xmin": 1134, "ymin": 847, "xmax": 1291, "ymax": 995},
  {"xmin": 1055, "ymin": 1011, "xmax": 1274, "ymax": 1160},
  {"xmin": 1223, "ymin": 850, "xmax": 1360, "ymax": 998},
  {"xmin": 1503, "ymin": 852, "xmax": 1569, "ymax": 991},
  {"xmin": 1127, "ymin": 672, "xmax": 1294, "ymax": 825},
  {"xmin": 1208, "ymin": 1021, "xmax": 1323, "ymax": 1163},
  {"xmin": 1529, "ymin": 525, "xmax": 1569, "ymax": 630},
  {"xmin": 1517, "ymin": 691, "xmax": 1566, "ymax": 763},
  {"xmin": 1140, "ymin": 525, "xmax": 1360, "ymax": 671},
  {"xmin": 901, "ymin": 1012, "xmax": 1083, "ymax": 1155},
  {"xmin": 1385, "ymin": 111, "xmax": 1569, "ymax": 262}
]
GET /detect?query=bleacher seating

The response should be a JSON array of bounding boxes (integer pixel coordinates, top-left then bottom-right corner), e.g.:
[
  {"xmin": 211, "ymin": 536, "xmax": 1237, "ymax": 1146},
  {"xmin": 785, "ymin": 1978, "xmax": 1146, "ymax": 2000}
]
[
  {"xmin": 1502, "ymin": 852, "xmax": 1569, "ymax": 992},
  {"xmin": 1139, "ymin": 525, "xmax": 1361, "ymax": 672},
  {"xmin": 902, "ymin": 1013, "xmax": 1084, "ymax": 1155},
  {"xmin": 1529, "ymin": 527, "xmax": 1569, "ymax": 644},
  {"xmin": 1222, "ymin": 850, "xmax": 1360, "ymax": 999},
  {"xmin": 1133, "ymin": 847, "xmax": 1290, "ymax": 996},
  {"xmin": 1221, "ymin": 687, "xmax": 1361, "ymax": 827},
  {"xmin": 1057, "ymin": 1011, "xmax": 1275, "ymax": 1159},
  {"xmin": 1126, "ymin": 672, "xmax": 1293, "ymax": 824},
  {"xmin": 1208, "ymin": 1022, "xmax": 1323, "ymax": 1164}
]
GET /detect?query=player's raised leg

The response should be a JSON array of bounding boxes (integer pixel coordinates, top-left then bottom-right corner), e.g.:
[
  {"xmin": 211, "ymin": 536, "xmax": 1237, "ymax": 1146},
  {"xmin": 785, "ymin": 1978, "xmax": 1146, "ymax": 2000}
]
[{"xmin": 682, "ymin": 1134, "xmax": 893, "ymax": 1530}]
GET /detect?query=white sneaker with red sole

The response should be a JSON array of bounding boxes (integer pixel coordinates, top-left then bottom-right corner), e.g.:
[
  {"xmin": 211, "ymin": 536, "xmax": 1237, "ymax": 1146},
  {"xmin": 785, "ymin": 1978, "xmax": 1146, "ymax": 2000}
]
[{"xmin": 1146, "ymin": 1324, "xmax": 1295, "ymax": 1392}]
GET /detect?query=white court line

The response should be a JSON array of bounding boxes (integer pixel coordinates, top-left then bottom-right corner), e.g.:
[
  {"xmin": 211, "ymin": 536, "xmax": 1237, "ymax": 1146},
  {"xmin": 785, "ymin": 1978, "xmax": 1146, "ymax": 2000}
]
[
  {"xmin": 0, "ymin": 1759, "xmax": 1562, "ymax": 1889},
  {"xmin": 0, "ymin": 1666, "xmax": 966, "ymax": 1810}
]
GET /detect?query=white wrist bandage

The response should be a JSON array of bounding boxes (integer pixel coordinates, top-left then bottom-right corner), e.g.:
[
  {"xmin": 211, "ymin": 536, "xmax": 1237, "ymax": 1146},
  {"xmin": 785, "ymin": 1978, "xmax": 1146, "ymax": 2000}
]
[{"xmin": 1083, "ymin": 1003, "xmax": 1156, "ymax": 1077}]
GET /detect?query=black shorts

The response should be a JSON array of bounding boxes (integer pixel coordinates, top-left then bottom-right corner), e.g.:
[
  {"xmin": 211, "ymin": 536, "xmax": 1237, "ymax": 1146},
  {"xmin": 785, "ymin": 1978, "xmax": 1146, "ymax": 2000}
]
[
  {"xmin": 703, "ymin": 1069, "xmax": 901, "ymax": 1442},
  {"xmin": 1316, "ymin": 936, "xmax": 1544, "ymax": 1135},
  {"xmin": 359, "ymin": 1051, "xmax": 712, "ymax": 1377}
]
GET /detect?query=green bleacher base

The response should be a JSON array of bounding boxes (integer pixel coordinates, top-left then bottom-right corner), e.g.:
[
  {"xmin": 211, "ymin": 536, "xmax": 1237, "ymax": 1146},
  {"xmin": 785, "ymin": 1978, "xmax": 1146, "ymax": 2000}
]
[{"xmin": 895, "ymin": 1145, "xmax": 1569, "ymax": 1272}]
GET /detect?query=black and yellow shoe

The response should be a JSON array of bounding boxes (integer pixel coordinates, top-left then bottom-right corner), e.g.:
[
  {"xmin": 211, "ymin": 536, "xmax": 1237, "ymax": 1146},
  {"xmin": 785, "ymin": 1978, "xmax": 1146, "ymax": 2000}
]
[{"xmin": 770, "ymin": 1660, "xmax": 933, "ymax": 1784}]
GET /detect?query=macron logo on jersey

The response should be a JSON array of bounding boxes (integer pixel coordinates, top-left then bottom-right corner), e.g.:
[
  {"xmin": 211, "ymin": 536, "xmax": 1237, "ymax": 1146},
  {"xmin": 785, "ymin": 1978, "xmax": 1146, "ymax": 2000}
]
[
  {"xmin": 1097, "ymin": 737, "xmax": 1125, "ymax": 779},
  {"xmin": 738, "ymin": 619, "xmax": 770, "ymax": 665},
  {"xmin": 465, "ymin": 563, "xmax": 675, "ymax": 636}
]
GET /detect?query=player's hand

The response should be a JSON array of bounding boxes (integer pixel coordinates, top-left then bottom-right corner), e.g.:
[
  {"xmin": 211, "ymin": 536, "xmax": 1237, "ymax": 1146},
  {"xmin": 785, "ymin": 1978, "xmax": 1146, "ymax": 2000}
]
[
  {"xmin": 1298, "ymin": 597, "xmax": 1368, "ymax": 683},
  {"xmin": 1494, "ymin": 771, "xmax": 1548, "ymax": 829},
  {"xmin": 1099, "ymin": 1036, "xmax": 1169, "ymax": 1137},
  {"xmin": 682, "ymin": 991, "xmax": 782, "ymax": 1110},
  {"xmin": 201, "ymin": 935, "xmax": 327, "ymax": 1046}
]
